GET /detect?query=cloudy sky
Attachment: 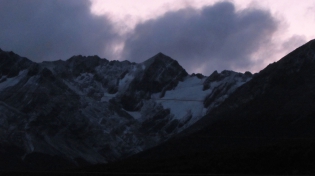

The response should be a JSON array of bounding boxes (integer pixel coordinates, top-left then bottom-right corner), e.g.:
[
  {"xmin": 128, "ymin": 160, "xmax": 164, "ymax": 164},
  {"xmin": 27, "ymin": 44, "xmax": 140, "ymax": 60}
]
[{"xmin": 0, "ymin": 0, "xmax": 314, "ymax": 75}]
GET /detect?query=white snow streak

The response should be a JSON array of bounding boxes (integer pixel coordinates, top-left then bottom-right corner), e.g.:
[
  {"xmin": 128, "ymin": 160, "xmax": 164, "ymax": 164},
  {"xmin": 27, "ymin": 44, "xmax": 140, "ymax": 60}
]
[{"xmin": 0, "ymin": 70, "xmax": 28, "ymax": 91}]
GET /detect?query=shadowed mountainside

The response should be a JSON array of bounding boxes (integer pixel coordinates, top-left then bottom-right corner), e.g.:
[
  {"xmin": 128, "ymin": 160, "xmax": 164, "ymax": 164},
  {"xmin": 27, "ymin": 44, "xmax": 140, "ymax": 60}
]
[{"xmin": 85, "ymin": 40, "xmax": 315, "ymax": 175}]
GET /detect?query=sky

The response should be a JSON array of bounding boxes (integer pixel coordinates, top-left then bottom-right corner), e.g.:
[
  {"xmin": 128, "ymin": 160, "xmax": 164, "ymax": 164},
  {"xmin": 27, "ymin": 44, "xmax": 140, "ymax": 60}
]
[{"xmin": 0, "ymin": 0, "xmax": 314, "ymax": 75}]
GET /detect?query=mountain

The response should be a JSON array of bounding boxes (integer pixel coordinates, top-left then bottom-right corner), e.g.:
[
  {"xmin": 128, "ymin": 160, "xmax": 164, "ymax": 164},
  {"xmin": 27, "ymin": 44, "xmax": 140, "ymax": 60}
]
[
  {"xmin": 88, "ymin": 40, "xmax": 315, "ymax": 174},
  {"xmin": 0, "ymin": 50, "xmax": 251, "ymax": 170}
]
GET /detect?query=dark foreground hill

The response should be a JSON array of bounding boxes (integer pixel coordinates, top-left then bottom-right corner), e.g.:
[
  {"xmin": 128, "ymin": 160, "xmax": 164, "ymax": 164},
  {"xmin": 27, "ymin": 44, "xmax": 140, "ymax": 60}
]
[{"xmin": 84, "ymin": 40, "xmax": 315, "ymax": 175}]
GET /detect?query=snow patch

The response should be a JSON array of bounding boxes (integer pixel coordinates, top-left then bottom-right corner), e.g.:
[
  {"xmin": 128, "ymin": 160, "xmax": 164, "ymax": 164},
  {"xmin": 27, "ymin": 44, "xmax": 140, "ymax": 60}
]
[
  {"xmin": 152, "ymin": 76, "xmax": 209, "ymax": 121},
  {"xmin": 132, "ymin": 65, "xmax": 137, "ymax": 72},
  {"xmin": 74, "ymin": 73, "xmax": 94, "ymax": 84},
  {"xmin": 0, "ymin": 70, "xmax": 28, "ymax": 91},
  {"xmin": 101, "ymin": 93, "xmax": 116, "ymax": 102},
  {"xmin": 118, "ymin": 73, "xmax": 134, "ymax": 91},
  {"xmin": 125, "ymin": 110, "xmax": 142, "ymax": 120}
]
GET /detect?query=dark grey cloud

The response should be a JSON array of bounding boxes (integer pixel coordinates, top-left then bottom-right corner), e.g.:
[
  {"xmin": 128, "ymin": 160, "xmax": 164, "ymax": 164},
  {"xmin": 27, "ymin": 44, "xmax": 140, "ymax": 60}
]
[
  {"xmin": 122, "ymin": 2, "xmax": 279, "ymax": 75},
  {"xmin": 0, "ymin": 0, "xmax": 117, "ymax": 62}
]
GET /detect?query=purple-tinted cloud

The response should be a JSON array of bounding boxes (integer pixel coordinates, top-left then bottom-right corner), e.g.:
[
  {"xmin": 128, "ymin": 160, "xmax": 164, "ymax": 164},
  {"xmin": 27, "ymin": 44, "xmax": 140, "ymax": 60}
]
[
  {"xmin": 0, "ymin": 0, "xmax": 282, "ymax": 75},
  {"xmin": 122, "ymin": 2, "xmax": 279, "ymax": 75},
  {"xmin": 0, "ymin": 0, "xmax": 117, "ymax": 62}
]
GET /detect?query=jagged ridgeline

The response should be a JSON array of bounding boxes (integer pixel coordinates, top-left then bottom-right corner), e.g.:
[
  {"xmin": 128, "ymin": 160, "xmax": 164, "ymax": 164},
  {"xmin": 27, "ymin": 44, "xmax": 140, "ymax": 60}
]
[
  {"xmin": 92, "ymin": 39, "xmax": 315, "ymax": 174},
  {"xmin": 0, "ymin": 49, "xmax": 251, "ymax": 170}
]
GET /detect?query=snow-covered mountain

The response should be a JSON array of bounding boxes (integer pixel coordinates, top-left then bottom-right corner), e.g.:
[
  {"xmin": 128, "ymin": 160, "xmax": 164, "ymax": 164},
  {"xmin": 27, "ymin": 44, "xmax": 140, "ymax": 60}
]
[{"xmin": 0, "ymin": 49, "xmax": 252, "ymax": 169}]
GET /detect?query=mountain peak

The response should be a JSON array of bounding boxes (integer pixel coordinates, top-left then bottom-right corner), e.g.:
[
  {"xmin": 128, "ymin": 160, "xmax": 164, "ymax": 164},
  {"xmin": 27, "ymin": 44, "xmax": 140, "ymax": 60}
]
[
  {"xmin": 143, "ymin": 52, "xmax": 175, "ymax": 65},
  {"xmin": 153, "ymin": 52, "xmax": 167, "ymax": 57},
  {"xmin": 0, "ymin": 49, "xmax": 34, "ymax": 78}
]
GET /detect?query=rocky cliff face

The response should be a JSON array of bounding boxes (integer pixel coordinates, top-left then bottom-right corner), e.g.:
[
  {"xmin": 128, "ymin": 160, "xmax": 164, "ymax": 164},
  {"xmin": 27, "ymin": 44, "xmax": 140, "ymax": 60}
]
[{"xmin": 0, "ymin": 50, "xmax": 252, "ymax": 170}]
